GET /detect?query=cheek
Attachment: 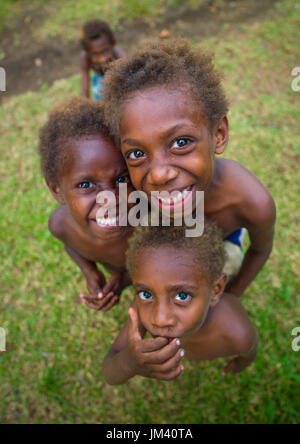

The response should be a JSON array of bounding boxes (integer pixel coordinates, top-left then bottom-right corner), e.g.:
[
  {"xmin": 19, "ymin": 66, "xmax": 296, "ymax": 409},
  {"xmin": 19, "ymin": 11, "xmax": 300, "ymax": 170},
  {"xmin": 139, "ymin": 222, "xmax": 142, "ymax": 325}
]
[
  {"xmin": 193, "ymin": 152, "xmax": 213, "ymax": 173},
  {"xmin": 184, "ymin": 302, "xmax": 208, "ymax": 330},
  {"xmin": 137, "ymin": 304, "xmax": 149, "ymax": 328},
  {"xmin": 68, "ymin": 197, "xmax": 88, "ymax": 217}
]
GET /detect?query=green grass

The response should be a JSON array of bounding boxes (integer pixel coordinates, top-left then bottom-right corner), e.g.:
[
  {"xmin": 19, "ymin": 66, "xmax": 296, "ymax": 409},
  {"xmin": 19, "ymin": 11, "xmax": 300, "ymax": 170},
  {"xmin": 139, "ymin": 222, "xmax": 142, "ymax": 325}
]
[
  {"xmin": 0, "ymin": 0, "xmax": 300, "ymax": 424},
  {"xmin": 0, "ymin": 0, "xmax": 203, "ymax": 38}
]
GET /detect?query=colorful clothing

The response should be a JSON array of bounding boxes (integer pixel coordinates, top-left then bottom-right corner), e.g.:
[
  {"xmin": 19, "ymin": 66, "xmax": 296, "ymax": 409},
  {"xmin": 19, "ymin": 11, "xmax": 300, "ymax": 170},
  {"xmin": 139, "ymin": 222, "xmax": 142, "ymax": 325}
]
[
  {"xmin": 224, "ymin": 228, "xmax": 246, "ymax": 247},
  {"xmin": 91, "ymin": 73, "xmax": 105, "ymax": 101}
]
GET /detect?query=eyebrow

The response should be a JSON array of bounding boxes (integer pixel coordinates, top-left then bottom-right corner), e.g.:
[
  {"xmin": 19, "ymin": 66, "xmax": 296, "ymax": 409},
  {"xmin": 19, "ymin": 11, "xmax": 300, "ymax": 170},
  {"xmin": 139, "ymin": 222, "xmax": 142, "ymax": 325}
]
[
  {"xmin": 134, "ymin": 283, "xmax": 198, "ymax": 292},
  {"xmin": 167, "ymin": 284, "xmax": 198, "ymax": 292},
  {"xmin": 161, "ymin": 123, "xmax": 196, "ymax": 140},
  {"xmin": 122, "ymin": 123, "xmax": 197, "ymax": 147},
  {"xmin": 73, "ymin": 175, "xmax": 96, "ymax": 183},
  {"xmin": 135, "ymin": 283, "xmax": 151, "ymax": 291},
  {"xmin": 72, "ymin": 168, "xmax": 128, "ymax": 182}
]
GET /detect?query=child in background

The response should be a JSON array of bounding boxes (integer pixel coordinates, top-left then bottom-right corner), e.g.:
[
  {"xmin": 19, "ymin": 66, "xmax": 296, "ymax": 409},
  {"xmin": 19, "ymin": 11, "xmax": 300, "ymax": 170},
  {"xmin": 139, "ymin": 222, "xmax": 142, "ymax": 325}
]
[
  {"xmin": 102, "ymin": 220, "xmax": 258, "ymax": 385},
  {"xmin": 39, "ymin": 97, "xmax": 133, "ymax": 311},
  {"xmin": 80, "ymin": 19, "xmax": 125, "ymax": 100},
  {"xmin": 103, "ymin": 40, "xmax": 276, "ymax": 298}
]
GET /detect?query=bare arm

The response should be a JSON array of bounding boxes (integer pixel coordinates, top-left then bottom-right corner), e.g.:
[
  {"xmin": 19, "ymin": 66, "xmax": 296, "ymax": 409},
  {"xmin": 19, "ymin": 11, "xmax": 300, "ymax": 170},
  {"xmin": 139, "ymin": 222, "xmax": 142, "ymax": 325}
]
[
  {"xmin": 102, "ymin": 315, "xmax": 137, "ymax": 385},
  {"xmin": 226, "ymin": 188, "xmax": 276, "ymax": 298},
  {"xmin": 219, "ymin": 293, "xmax": 259, "ymax": 374},
  {"xmin": 80, "ymin": 51, "xmax": 90, "ymax": 98},
  {"xmin": 48, "ymin": 209, "xmax": 120, "ymax": 311},
  {"xmin": 48, "ymin": 209, "xmax": 99, "ymax": 282},
  {"xmin": 223, "ymin": 327, "xmax": 259, "ymax": 374}
]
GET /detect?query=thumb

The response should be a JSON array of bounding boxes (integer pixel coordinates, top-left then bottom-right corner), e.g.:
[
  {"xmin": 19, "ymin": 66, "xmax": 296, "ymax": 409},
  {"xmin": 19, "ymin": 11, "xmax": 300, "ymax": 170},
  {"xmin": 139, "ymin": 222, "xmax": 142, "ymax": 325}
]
[{"xmin": 128, "ymin": 307, "xmax": 143, "ymax": 341}]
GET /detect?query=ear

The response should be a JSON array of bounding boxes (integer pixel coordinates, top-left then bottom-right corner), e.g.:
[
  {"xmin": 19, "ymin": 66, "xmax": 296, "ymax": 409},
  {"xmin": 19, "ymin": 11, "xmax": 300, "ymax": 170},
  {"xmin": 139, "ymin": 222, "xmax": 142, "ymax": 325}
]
[
  {"xmin": 213, "ymin": 116, "xmax": 229, "ymax": 155},
  {"xmin": 209, "ymin": 273, "xmax": 227, "ymax": 307},
  {"xmin": 46, "ymin": 180, "xmax": 65, "ymax": 205}
]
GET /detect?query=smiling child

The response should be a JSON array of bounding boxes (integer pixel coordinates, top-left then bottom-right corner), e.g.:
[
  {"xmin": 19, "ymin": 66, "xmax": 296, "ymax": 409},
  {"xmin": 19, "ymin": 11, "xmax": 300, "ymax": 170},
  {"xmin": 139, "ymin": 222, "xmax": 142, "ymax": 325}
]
[
  {"xmin": 103, "ymin": 39, "xmax": 276, "ymax": 298},
  {"xmin": 39, "ymin": 97, "xmax": 133, "ymax": 311},
  {"xmin": 80, "ymin": 19, "xmax": 125, "ymax": 100},
  {"xmin": 102, "ymin": 220, "xmax": 258, "ymax": 384}
]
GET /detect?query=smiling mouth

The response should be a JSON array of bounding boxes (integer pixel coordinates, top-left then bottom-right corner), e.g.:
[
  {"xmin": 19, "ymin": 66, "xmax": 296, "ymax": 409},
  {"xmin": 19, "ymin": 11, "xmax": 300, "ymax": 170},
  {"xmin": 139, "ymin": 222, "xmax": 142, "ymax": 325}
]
[
  {"xmin": 97, "ymin": 214, "xmax": 120, "ymax": 227},
  {"xmin": 153, "ymin": 185, "xmax": 195, "ymax": 210},
  {"xmin": 90, "ymin": 213, "xmax": 123, "ymax": 231}
]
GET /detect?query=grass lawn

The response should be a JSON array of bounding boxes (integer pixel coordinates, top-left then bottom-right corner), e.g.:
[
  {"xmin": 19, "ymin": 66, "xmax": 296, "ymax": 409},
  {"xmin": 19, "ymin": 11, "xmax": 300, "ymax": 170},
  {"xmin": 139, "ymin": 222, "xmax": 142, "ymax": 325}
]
[{"xmin": 0, "ymin": 0, "xmax": 300, "ymax": 424}]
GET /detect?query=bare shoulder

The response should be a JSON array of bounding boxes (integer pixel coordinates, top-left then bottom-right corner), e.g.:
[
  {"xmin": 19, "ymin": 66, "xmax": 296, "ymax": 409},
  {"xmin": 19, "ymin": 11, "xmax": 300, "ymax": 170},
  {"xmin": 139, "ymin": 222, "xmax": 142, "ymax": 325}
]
[
  {"xmin": 215, "ymin": 293, "xmax": 258, "ymax": 355},
  {"xmin": 217, "ymin": 158, "xmax": 276, "ymax": 227},
  {"xmin": 48, "ymin": 205, "xmax": 71, "ymax": 242}
]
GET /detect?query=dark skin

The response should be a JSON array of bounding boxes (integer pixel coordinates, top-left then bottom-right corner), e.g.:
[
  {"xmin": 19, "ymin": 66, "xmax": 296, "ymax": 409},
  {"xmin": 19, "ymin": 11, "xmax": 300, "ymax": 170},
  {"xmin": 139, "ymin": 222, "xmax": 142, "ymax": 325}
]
[
  {"xmin": 47, "ymin": 134, "xmax": 134, "ymax": 311},
  {"xmin": 102, "ymin": 247, "xmax": 258, "ymax": 385},
  {"xmin": 81, "ymin": 35, "xmax": 125, "ymax": 98},
  {"xmin": 119, "ymin": 86, "xmax": 276, "ymax": 298}
]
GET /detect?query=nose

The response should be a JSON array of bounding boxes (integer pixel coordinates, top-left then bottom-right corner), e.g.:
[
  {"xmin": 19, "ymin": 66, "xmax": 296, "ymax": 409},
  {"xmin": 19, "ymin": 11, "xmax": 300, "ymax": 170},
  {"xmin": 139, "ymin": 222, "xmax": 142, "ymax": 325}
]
[
  {"xmin": 151, "ymin": 301, "xmax": 176, "ymax": 331},
  {"xmin": 148, "ymin": 163, "xmax": 178, "ymax": 187}
]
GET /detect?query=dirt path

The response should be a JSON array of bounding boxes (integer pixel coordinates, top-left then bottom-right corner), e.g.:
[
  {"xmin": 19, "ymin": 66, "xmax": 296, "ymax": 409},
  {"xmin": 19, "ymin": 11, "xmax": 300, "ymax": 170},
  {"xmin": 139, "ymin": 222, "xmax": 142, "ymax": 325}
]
[{"xmin": 0, "ymin": 0, "xmax": 278, "ymax": 102}]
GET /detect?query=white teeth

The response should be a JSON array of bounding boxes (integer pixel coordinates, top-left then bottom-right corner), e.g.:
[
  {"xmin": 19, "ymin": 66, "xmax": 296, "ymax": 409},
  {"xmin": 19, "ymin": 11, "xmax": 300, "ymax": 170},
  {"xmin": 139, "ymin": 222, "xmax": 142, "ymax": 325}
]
[
  {"xmin": 158, "ymin": 186, "xmax": 192, "ymax": 205},
  {"xmin": 96, "ymin": 215, "xmax": 120, "ymax": 226}
]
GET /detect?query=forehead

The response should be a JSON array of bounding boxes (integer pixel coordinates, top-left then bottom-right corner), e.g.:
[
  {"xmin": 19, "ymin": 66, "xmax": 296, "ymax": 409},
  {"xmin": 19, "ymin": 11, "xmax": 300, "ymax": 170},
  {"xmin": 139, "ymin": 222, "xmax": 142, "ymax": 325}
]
[
  {"xmin": 133, "ymin": 245, "xmax": 208, "ymax": 288},
  {"xmin": 88, "ymin": 36, "xmax": 112, "ymax": 52},
  {"xmin": 61, "ymin": 135, "xmax": 125, "ymax": 175},
  {"xmin": 120, "ymin": 86, "xmax": 207, "ymax": 138}
]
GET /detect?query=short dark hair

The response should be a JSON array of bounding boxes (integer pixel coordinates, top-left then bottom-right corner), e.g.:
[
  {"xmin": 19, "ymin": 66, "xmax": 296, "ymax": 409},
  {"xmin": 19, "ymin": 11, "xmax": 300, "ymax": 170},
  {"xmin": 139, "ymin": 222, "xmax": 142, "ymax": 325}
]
[
  {"xmin": 126, "ymin": 218, "xmax": 225, "ymax": 284},
  {"xmin": 103, "ymin": 39, "xmax": 229, "ymax": 140},
  {"xmin": 80, "ymin": 19, "xmax": 116, "ymax": 50},
  {"xmin": 38, "ymin": 97, "xmax": 110, "ymax": 184}
]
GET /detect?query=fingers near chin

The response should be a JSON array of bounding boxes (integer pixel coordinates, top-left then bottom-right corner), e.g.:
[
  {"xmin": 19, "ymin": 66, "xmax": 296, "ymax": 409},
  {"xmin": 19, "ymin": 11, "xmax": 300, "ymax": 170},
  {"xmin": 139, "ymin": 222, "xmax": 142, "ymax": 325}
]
[
  {"xmin": 141, "ymin": 337, "xmax": 169, "ymax": 353},
  {"xmin": 148, "ymin": 338, "xmax": 181, "ymax": 363}
]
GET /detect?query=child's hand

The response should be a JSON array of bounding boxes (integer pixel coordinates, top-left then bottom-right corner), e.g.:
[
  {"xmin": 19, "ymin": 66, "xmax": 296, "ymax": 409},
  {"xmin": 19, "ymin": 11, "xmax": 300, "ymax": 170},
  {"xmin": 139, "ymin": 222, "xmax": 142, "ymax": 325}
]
[
  {"xmin": 103, "ymin": 271, "xmax": 131, "ymax": 298},
  {"xmin": 124, "ymin": 308, "xmax": 184, "ymax": 381},
  {"xmin": 80, "ymin": 270, "xmax": 119, "ymax": 312},
  {"xmin": 222, "ymin": 354, "xmax": 252, "ymax": 375}
]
